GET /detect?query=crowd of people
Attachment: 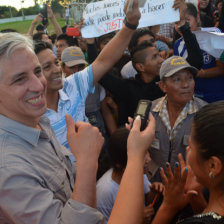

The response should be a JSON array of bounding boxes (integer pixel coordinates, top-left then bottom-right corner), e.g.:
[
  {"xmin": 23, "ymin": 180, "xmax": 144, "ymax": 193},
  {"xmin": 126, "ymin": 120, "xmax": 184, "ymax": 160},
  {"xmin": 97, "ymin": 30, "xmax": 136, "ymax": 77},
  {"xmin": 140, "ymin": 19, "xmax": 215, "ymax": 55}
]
[{"xmin": 0, "ymin": 0, "xmax": 224, "ymax": 223}]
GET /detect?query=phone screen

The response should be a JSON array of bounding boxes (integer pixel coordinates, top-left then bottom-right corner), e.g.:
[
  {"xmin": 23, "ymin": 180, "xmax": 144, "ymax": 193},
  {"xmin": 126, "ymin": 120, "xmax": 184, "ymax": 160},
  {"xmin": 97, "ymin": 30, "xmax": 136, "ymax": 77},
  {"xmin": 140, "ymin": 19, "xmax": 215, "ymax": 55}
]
[{"xmin": 137, "ymin": 103, "xmax": 148, "ymax": 116}]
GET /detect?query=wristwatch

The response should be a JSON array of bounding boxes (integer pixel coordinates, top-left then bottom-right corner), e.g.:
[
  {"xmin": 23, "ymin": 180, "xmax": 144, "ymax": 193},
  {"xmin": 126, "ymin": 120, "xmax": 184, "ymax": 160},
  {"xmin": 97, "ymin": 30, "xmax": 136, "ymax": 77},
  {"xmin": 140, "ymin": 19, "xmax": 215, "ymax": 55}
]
[{"xmin": 123, "ymin": 17, "xmax": 138, "ymax": 30}]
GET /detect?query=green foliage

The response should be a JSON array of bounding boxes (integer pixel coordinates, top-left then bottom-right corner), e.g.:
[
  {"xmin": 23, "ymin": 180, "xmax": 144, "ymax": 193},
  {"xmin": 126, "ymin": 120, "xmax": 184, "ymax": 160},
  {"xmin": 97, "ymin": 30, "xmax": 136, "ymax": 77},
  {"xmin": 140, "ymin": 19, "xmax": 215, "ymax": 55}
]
[
  {"xmin": 51, "ymin": 0, "xmax": 64, "ymax": 15},
  {"xmin": 23, "ymin": 5, "xmax": 40, "ymax": 15},
  {"xmin": 0, "ymin": 6, "xmax": 18, "ymax": 18}
]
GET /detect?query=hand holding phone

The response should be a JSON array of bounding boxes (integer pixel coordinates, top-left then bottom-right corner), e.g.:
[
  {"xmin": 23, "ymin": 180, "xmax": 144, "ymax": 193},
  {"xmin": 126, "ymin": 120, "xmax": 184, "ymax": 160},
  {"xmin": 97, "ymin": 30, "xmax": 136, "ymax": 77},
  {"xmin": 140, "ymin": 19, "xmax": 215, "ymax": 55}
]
[
  {"xmin": 132, "ymin": 100, "xmax": 152, "ymax": 131},
  {"xmin": 40, "ymin": 4, "xmax": 48, "ymax": 26}
]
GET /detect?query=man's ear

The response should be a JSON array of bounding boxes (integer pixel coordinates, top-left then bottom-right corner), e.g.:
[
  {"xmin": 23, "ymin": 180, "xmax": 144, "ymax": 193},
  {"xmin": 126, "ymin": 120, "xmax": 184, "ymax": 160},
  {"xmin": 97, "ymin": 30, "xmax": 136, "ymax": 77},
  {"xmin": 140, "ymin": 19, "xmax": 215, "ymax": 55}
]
[
  {"xmin": 208, "ymin": 156, "xmax": 223, "ymax": 177},
  {"xmin": 135, "ymin": 63, "xmax": 144, "ymax": 73},
  {"xmin": 158, "ymin": 80, "xmax": 167, "ymax": 93}
]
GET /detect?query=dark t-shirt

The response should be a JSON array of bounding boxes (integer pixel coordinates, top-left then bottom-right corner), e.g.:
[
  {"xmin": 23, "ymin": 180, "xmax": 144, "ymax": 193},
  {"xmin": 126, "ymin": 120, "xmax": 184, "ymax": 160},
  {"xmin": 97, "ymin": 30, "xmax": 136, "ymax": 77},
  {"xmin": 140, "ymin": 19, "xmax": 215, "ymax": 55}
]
[{"xmin": 100, "ymin": 72, "xmax": 164, "ymax": 126}]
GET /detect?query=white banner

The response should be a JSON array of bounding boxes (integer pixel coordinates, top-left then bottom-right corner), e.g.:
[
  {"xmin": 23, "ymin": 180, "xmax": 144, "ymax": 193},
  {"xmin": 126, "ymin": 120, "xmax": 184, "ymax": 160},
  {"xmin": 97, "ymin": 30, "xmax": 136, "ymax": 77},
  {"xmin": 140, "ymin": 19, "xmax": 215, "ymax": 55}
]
[
  {"xmin": 81, "ymin": 0, "xmax": 180, "ymax": 38},
  {"xmin": 194, "ymin": 30, "xmax": 224, "ymax": 60}
]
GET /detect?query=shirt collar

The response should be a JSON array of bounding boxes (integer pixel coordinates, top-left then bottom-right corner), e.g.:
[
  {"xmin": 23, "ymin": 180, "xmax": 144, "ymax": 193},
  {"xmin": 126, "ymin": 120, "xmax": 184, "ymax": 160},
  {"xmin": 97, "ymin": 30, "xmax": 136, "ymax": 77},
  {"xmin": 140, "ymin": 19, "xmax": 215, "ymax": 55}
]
[
  {"xmin": 0, "ymin": 115, "xmax": 49, "ymax": 147},
  {"xmin": 152, "ymin": 95, "xmax": 198, "ymax": 114},
  {"xmin": 59, "ymin": 88, "xmax": 69, "ymax": 101}
]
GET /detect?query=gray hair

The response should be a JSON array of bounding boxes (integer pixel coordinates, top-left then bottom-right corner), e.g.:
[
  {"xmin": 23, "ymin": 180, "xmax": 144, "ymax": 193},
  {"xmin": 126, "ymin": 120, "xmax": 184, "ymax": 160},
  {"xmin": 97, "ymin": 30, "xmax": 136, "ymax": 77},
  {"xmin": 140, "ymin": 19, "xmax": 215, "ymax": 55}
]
[{"xmin": 0, "ymin": 32, "xmax": 34, "ymax": 77}]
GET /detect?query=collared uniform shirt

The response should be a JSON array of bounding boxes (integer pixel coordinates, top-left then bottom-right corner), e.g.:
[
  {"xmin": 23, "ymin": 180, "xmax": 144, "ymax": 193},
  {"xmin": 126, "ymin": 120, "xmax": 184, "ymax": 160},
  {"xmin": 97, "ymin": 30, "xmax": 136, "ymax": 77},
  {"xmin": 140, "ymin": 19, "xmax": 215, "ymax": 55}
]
[
  {"xmin": 45, "ymin": 65, "xmax": 95, "ymax": 162},
  {"xmin": 0, "ymin": 115, "xmax": 104, "ymax": 224},
  {"xmin": 152, "ymin": 96, "xmax": 198, "ymax": 141},
  {"xmin": 149, "ymin": 96, "xmax": 207, "ymax": 182}
]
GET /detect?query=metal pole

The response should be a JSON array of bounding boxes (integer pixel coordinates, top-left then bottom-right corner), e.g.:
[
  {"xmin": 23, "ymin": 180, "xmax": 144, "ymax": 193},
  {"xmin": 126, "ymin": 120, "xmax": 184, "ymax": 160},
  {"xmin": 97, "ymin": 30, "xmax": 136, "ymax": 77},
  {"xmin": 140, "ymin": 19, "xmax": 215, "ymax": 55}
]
[
  {"xmin": 21, "ymin": 0, "xmax": 25, "ymax": 21},
  {"xmin": 9, "ymin": 6, "xmax": 12, "ymax": 18}
]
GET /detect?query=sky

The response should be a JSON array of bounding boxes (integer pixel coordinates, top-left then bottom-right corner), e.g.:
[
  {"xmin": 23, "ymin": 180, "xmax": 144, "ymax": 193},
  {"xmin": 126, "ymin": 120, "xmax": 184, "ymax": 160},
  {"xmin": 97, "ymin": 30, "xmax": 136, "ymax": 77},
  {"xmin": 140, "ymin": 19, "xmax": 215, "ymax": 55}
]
[{"xmin": 0, "ymin": 0, "xmax": 35, "ymax": 10}]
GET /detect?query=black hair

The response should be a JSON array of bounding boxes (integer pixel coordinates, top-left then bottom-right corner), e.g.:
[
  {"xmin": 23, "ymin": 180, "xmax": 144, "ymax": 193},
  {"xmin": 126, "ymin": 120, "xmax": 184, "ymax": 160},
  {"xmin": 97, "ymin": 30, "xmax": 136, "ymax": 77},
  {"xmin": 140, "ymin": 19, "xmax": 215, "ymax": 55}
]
[
  {"xmin": 192, "ymin": 101, "xmax": 224, "ymax": 162},
  {"xmin": 34, "ymin": 41, "xmax": 52, "ymax": 55},
  {"xmin": 49, "ymin": 33, "xmax": 57, "ymax": 44},
  {"xmin": 128, "ymin": 28, "xmax": 155, "ymax": 52},
  {"xmin": 97, "ymin": 32, "xmax": 115, "ymax": 49},
  {"xmin": 57, "ymin": 33, "xmax": 78, "ymax": 47},
  {"xmin": 61, "ymin": 25, "xmax": 67, "ymax": 34},
  {"xmin": 36, "ymin": 24, "xmax": 45, "ymax": 32},
  {"xmin": 186, "ymin": 3, "xmax": 198, "ymax": 18},
  {"xmin": 108, "ymin": 127, "xmax": 129, "ymax": 171},
  {"xmin": 131, "ymin": 42, "xmax": 154, "ymax": 71},
  {"xmin": 198, "ymin": 0, "xmax": 214, "ymax": 16},
  {"xmin": 33, "ymin": 32, "xmax": 46, "ymax": 42}
]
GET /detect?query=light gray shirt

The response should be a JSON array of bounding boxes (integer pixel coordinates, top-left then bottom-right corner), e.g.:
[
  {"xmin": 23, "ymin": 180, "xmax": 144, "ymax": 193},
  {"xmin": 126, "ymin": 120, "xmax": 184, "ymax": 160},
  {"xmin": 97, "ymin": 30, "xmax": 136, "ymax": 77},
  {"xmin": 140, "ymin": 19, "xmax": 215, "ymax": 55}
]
[{"xmin": 0, "ymin": 115, "xmax": 104, "ymax": 224}]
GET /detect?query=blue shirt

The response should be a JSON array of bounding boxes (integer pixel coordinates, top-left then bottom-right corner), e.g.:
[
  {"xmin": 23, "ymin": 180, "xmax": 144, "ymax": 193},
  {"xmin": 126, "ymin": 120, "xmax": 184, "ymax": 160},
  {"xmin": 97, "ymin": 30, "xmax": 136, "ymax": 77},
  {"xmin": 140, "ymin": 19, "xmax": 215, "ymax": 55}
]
[
  {"xmin": 45, "ymin": 65, "xmax": 95, "ymax": 162},
  {"xmin": 174, "ymin": 28, "xmax": 224, "ymax": 103}
]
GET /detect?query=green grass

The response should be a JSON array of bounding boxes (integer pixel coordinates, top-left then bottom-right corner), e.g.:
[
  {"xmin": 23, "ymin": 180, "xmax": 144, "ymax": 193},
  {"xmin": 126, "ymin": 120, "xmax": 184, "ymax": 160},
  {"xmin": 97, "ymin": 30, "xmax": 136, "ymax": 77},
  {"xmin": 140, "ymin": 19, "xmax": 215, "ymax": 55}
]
[{"xmin": 1, "ymin": 18, "xmax": 67, "ymax": 34}]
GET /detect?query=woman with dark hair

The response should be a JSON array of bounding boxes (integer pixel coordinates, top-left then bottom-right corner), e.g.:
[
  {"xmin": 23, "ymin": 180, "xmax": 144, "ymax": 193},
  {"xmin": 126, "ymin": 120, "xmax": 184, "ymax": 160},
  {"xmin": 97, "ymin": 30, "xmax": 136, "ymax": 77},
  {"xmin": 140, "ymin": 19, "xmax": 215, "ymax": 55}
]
[
  {"xmin": 151, "ymin": 101, "xmax": 224, "ymax": 223},
  {"xmin": 97, "ymin": 127, "xmax": 163, "ymax": 223},
  {"xmin": 198, "ymin": 0, "xmax": 216, "ymax": 26}
]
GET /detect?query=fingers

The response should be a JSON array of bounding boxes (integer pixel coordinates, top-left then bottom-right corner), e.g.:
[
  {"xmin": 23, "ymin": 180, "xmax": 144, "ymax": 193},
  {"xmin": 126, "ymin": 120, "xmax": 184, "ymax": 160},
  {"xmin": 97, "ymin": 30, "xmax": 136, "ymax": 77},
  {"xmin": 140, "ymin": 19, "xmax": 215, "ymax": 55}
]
[
  {"xmin": 143, "ymin": 113, "xmax": 155, "ymax": 135},
  {"xmin": 165, "ymin": 162, "xmax": 174, "ymax": 180},
  {"xmin": 173, "ymin": 161, "xmax": 181, "ymax": 180},
  {"xmin": 65, "ymin": 114, "xmax": 75, "ymax": 135},
  {"xmin": 131, "ymin": 115, "xmax": 141, "ymax": 131},
  {"xmin": 178, "ymin": 153, "xmax": 186, "ymax": 170},
  {"xmin": 181, "ymin": 166, "xmax": 188, "ymax": 185},
  {"xmin": 160, "ymin": 167, "xmax": 168, "ymax": 186},
  {"xmin": 125, "ymin": 116, "xmax": 133, "ymax": 130}
]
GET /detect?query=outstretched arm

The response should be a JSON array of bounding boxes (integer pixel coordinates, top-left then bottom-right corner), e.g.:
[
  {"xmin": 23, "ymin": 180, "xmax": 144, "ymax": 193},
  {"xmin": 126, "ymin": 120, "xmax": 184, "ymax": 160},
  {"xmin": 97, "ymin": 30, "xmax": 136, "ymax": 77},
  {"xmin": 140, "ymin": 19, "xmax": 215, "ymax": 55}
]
[
  {"xmin": 108, "ymin": 114, "xmax": 156, "ymax": 224},
  {"xmin": 47, "ymin": 5, "xmax": 62, "ymax": 36},
  {"xmin": 92, "ymin": 0, "xmax": 141, "ymax": 85},
  {"xmin": 173, "ymin": 0, "xmax": 203, "ymax": 70},
  {"xmin": 27, "ymin": 13, "xmax": 43, "ymax": 36},
  {"xmin": 66, "ymin": 114, "xmax": 104, "ymax": 207}
]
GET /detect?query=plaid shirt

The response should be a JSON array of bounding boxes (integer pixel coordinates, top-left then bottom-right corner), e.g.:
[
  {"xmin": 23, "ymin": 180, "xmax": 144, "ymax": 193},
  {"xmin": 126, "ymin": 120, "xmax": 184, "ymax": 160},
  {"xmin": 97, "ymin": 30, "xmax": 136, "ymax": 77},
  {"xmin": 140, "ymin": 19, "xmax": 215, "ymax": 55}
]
[{"xmin": 152, "ymin": 96, "xmax": 198, "ymax": 141}]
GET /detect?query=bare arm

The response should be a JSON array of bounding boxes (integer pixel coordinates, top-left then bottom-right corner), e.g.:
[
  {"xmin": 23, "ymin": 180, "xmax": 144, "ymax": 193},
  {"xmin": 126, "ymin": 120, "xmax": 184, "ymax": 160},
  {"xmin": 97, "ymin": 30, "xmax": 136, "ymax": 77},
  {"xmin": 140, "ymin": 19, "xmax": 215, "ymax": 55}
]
[
  {"xmin": 197, "ymin": 60, "xmax": 224, "ymax": 78},
  {"xmin": 92, "ymin": 0, "xmax": 141, "ymax": 85},
  {"xmin": 66, "ymin": 114, "xmax": 104, "ymax": 207},
  {"xmin": 27, "ymin": 14, "xmax": 43, "ymax": 36},
  {"xmin": 47, "ymin": 5, "xmax": 62, "ymax": 36},
  {"xmin": 108, "ymin": 114, "xmax": 156, "ymax": 224},
  {"xmin": 101, "ymin": 98, "xmax": 118, "ymax": 135}
]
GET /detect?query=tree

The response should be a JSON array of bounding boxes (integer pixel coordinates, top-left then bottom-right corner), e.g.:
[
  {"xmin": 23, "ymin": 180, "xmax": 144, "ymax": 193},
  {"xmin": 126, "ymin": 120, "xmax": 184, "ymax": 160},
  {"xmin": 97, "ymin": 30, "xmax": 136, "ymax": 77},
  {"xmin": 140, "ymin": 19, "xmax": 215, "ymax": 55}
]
[{"xmin": 0, "ymin": 6, "xmax": 18, "ymax": 18}]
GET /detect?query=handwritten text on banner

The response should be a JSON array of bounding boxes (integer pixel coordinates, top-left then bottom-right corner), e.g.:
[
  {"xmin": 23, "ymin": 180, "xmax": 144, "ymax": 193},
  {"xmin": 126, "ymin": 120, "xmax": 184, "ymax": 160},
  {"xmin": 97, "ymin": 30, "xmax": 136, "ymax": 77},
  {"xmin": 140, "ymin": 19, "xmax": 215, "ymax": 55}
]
[{"xmin": 81, "ymin": 0, "xmax": 179, "ymax": 38}]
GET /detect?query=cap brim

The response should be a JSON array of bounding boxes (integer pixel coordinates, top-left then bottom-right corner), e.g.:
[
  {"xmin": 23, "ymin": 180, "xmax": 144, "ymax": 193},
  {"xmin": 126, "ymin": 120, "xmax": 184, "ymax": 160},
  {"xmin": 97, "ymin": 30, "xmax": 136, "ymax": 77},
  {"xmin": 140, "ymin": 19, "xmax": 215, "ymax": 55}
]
[
  {"xmin": 162, "ymin": 65, "xmax": 198, "ymax": 79},
  {"xmin": 65, "ymin": 59, "xmax": 88, "ymax": 67}
]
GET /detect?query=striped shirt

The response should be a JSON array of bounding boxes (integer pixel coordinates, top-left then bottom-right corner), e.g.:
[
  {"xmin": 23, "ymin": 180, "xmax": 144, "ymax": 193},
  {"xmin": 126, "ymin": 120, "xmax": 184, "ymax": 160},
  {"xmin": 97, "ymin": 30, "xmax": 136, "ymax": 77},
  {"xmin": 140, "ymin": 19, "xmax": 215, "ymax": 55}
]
[{"xmin": 45, "ymin": 65, "xmax": 94, "ymax": 162}]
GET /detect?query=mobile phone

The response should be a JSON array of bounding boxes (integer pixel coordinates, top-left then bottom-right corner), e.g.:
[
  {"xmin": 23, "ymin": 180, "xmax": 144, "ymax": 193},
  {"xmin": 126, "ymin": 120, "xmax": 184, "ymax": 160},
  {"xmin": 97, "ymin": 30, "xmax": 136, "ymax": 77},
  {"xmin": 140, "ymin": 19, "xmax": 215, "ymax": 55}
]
[
  {"xmin": 40, "ymin": 4, "xmax": 48, "ymax": 26},
  {"xmin": 133, "ymin": 99, "xmax": 152, "ymax": 131}
]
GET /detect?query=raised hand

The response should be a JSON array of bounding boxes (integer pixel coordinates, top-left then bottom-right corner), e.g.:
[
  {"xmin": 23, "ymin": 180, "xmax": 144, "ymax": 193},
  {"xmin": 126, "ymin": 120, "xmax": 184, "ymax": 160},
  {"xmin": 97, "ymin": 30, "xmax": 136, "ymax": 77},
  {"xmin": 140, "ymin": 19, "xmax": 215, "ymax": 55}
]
[
  {"xmin": 65, "ymin": 114, "xmax": 104, "ymax": 164},
  {"xmin": 173, "ymin": 0, "xmax": 187, "ymax": 27},
  {"xmin": 160, "ymin": 161, "xmax": 189, "ymax": 213},
  {"xmin": 127, "ymin": 113, "xmax": 155, "ymax": 161},
  {"xmin": 124, "ymin": 0, "xmax": 141, "ymax": 26}
]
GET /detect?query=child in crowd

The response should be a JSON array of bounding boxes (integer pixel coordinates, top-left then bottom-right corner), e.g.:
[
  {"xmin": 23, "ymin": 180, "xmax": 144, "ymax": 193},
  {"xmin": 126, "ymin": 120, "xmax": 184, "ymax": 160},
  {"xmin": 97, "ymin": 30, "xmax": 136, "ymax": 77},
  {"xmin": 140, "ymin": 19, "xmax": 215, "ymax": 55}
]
[{"xmin": 97, "ymin": 127, "xmax": 164, "ymax": 224}]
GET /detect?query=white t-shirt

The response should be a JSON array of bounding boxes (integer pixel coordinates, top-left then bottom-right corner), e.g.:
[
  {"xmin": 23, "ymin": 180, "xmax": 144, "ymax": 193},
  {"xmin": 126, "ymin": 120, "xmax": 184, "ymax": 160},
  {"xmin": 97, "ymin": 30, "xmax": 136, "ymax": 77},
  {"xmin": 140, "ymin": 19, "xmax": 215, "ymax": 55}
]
[
  {"xmin": 96, "ymin": 168, "xmax": 151, "ymax": 223},
  {"xmin": 120, "ymin": 61, "xmax": 137, "ymax": 79}
]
